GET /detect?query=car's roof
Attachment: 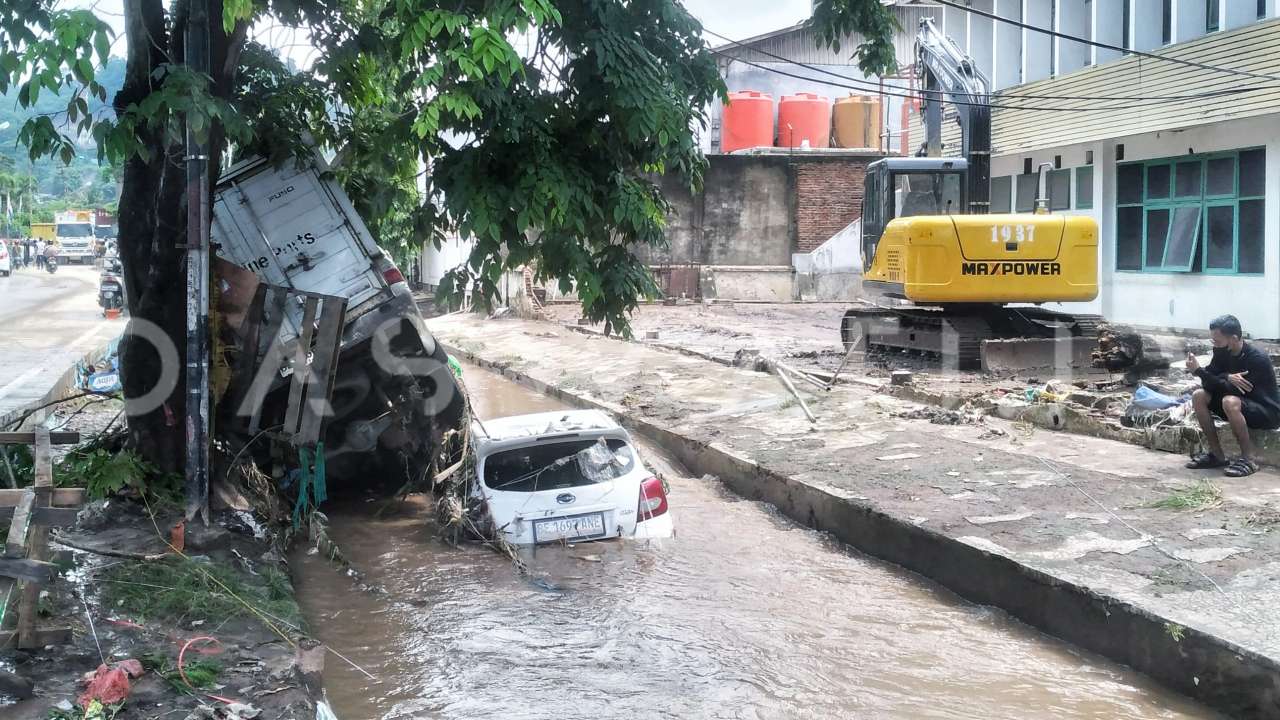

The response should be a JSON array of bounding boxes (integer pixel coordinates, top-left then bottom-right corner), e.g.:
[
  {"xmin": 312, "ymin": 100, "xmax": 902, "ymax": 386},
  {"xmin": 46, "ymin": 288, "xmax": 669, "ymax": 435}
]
[{"xmin": 472, "ymin": 410, "xmax": 622, "ymax": 449}]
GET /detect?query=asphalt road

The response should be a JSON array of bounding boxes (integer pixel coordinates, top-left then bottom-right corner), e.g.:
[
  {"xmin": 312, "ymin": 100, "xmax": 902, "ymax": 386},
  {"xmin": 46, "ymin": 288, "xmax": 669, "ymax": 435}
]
[{"xmin": 0, "ymin": 262, "xmax": 125, "ymax": 421}]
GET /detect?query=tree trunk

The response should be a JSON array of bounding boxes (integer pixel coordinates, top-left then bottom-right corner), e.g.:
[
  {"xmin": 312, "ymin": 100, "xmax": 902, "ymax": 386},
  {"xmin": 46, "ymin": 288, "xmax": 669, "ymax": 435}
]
[{"xmin": 114, "ymin": 0, "xmax": 240, "ymax": 476}]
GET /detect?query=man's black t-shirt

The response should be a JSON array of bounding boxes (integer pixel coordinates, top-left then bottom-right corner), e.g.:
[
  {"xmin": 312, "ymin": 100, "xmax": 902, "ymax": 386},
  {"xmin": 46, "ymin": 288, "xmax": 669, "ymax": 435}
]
[{"xmin": 1195, "ymin": 342, "xmax": 1280, "ymax": 423}]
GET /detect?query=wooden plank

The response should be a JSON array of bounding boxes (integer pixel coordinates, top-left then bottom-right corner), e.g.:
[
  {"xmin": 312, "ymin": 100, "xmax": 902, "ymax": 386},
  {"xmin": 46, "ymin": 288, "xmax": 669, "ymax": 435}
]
[
  {"xmin": 228, "ymin": 284, "xmax": 268, "ymax": 429},
  {"xmin": 0, "ymin": 558, "xmax": 57, "ymax": 583},
  {"xmin": 246, "ymin": 286, "xmax": 291, "ymax": 433},
  {"xmin": 0, "ymin": 626, "xmax": 72, "ymax": 650},
  {"xmin": 0, "ymin": 488, "xmax": 85, "ymax": 507},
  {"xmin": 33, "ymin": 507, "xmax": 80, "ymax": 527},
  {"xmin": 18, "ymin": 481, "xmax": 51, "ymax": 648},
  {"xmin": 0, "ymin": 432, "xmax": 80, "ymax": 446},
  {"xmin": 4, "ymin": 491, "xmax": 34, "ymax": 558},
  {"xmin": 32, "ymin": 429, "xmax": 51, "ymax": 488},
  {"xmin": 283, "ymin": 295, "xmax": 319, "ymax": 438},
  {"xmin": 297, "ymin": 295, "xmax": 348, "ymax": 446}
]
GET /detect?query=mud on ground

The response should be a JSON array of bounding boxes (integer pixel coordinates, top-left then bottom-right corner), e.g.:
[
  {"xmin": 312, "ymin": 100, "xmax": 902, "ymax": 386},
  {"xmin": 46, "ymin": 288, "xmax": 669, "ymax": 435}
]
[{"xmin": 0, "ymin": 397, "xmax": 327, "ymax": 720}]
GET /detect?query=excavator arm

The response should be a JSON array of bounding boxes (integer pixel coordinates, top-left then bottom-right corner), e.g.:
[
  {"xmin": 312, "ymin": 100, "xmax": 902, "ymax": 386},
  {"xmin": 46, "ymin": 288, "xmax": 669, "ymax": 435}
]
[{"xmin": 915, "ymin": 17, "xmax": 991, "ymax": 214}]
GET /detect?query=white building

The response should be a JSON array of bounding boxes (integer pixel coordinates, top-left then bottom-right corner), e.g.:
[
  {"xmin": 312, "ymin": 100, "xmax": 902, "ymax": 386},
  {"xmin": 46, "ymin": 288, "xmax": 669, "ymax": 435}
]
[{"xmin": 935, "ymin": 0, "xmax": 1280, "ymax": 336}]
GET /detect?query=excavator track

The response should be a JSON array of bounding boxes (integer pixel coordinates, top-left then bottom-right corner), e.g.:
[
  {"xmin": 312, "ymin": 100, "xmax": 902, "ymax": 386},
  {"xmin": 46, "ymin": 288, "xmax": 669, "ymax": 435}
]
[{"xmin": 841, "ymin": 305, "xmax": 1101, "ymax": 371}]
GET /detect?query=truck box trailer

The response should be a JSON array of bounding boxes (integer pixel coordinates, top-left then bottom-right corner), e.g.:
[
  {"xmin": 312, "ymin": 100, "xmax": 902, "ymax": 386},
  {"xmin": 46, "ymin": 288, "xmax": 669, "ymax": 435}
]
[{"xmin": 212, "ymin": 154, "xmax": 464, "ymax": 483}]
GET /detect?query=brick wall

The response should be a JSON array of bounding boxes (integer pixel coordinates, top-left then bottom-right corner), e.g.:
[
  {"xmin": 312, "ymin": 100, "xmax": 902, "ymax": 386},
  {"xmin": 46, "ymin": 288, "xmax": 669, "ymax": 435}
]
[{"xmin": 794, "ymin": 158, "xmax": 870, "ymax": 253}]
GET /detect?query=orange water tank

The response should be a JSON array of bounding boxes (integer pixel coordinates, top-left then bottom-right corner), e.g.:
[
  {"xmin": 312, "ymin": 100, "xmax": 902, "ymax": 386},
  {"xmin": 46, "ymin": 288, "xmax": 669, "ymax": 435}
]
[
  {"xmin": 777, "ymin": 93, "xmax": 832, "ymax": 149},
  {"xmin": 833, "ymin": 95, "xmax": 883, "ymax": 150},
  {"xmin": 721, "ymin": 91, "xmax": 774, "ymax": 154}
]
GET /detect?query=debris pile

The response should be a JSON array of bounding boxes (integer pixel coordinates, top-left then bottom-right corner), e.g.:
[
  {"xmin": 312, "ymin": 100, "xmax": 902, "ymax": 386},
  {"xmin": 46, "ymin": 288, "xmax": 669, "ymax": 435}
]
[{"xmin": 893, "ymin": 405, "xmax": 986, "ymax": 426}]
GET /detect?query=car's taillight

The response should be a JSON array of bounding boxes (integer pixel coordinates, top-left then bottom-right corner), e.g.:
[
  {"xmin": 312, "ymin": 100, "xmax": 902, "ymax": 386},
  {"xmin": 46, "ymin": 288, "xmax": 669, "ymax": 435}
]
[
  {"xmin": 638, "ymin": 476, "xmax": 668, "ymax": 519},
  {"xmin": 382, "ymin": 266, "xmax": 405, "ymax": 285}
]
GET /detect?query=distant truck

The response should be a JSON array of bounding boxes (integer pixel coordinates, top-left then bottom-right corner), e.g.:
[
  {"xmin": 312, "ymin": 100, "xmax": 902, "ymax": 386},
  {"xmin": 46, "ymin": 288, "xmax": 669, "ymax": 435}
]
[
  {"xmin": 54, "ymin": 210, "xmax": 97, "ymax": 263},
  {"xmin": 211, "ymin": 154, "xmax": 464, "ymax": 482}
]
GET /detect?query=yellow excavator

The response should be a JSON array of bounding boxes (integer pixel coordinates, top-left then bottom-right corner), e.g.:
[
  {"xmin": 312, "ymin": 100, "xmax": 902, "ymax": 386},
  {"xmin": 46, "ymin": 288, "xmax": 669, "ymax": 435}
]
[{"xmin": 843, "ymin": 19, "xmax": 1099, "ymax": 370}]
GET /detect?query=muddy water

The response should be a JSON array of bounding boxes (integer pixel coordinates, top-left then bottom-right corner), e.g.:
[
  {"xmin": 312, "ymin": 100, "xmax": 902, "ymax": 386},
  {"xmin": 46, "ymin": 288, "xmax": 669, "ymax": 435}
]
[{"xmin": 292, "ymin": 365, "xmax": 1214, "ymax": 720}]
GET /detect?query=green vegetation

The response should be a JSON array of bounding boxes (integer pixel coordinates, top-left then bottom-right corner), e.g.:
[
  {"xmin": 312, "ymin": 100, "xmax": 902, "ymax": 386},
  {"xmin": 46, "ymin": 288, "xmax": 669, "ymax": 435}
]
[
  {"xmin": 2, "ymin": 443, "xmax": 180, "ymax": 505},
  {"xmin": 1165, "ymin": 622, "xmax": 1187, "ymax": 642},
  {"xmin": 60, "ymin": 447, "xmax": 182, "ymax": 505},
  {"xmin": 100, "ymin": 556, "xmax": 301, "ymax": 629},
  {"xmin": 1150, "ymin": 480, "xmax": 1224, "ymax": 511},
  {"xmin": 141, "ymin": 652, "xmax": 223, "ymax": 693}
]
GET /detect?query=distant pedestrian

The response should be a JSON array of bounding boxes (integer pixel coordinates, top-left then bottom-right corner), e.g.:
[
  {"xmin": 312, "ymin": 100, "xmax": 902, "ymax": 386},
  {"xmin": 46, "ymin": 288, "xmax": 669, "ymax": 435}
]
[
  {"xmin": 1185, "ymin": 314, "xmax": 1280, "ymax": 477},
  {"xmin": 34, "ymin": 239, "xmax": 45, "ymax": 268}
]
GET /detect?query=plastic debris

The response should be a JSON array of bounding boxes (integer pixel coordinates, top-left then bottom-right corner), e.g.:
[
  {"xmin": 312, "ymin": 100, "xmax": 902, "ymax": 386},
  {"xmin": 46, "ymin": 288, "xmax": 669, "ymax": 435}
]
[{"xmin": 78, "ymin": 663, "xmax": 135, "ymax": 709}]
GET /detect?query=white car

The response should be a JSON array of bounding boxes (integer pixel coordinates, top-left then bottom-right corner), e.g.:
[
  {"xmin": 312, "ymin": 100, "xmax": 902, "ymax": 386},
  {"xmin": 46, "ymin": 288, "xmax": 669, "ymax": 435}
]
[
  {"xmin": 0, "ymin": 243, "xmax": 10, "ymax": 276},
  {"xmin": 471, "ymin": 410, "xmax": 673, "ymax": 545}
]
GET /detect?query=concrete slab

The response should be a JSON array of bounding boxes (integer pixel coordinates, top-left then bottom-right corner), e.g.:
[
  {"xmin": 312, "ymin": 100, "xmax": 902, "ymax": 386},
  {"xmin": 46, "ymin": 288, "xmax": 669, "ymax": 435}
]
[{"xmin": 434, "ymin": 314, "xmax": 1280, "ymax": 718}]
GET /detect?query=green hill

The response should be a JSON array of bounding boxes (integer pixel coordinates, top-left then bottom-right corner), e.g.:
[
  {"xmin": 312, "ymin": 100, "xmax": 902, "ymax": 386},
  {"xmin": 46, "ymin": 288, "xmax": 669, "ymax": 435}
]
[{"xmin": 0, "ymin": 57, "xmax": 125, "ymax": 202}]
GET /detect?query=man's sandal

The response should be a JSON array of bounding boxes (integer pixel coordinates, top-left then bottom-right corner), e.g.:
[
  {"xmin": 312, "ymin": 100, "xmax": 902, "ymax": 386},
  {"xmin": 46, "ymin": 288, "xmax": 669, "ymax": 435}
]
[
  {"xmin": 1225, "ymin": 458, "xmax": 1260, "ymax": 478},
  {"xmin": 1186, "ymin": 452, "xmax": 1228, "ymax": 469}
]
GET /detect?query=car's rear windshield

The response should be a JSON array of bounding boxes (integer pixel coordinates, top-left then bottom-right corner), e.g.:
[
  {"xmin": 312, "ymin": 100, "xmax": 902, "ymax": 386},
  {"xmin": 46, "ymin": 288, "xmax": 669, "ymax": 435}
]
[{"xmin": 483, "ymin": 438, "xmax": 635, "ymax": 493}]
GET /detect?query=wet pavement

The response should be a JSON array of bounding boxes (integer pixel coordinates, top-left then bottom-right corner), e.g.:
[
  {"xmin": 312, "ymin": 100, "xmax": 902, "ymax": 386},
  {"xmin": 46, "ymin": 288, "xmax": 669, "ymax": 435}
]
[
  {"xmin": 292, "ymin": 364, "xmax": 1215, "ymax": 720},
  {"xmin": 0, "ymin": 264, "xmax": 123, "ymax": 420}
]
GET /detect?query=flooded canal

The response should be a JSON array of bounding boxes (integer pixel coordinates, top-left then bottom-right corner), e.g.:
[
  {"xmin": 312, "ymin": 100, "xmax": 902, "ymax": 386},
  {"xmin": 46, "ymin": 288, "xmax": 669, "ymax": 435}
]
[{"xmin": 292, "ymin": 365, "xmax": 1215, "ymax": 719}]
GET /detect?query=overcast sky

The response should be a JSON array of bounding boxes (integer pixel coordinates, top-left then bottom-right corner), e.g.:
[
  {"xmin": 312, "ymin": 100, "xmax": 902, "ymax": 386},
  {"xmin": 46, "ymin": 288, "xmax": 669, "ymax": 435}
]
[{"xmin": 81, "ymin": 0, "xmax": 812, "ymax": 60}]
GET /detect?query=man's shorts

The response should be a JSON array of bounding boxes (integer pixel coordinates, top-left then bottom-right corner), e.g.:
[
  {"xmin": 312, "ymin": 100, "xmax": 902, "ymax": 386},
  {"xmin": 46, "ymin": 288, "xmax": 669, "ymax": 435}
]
[{"xmin": 1209, "ymin": 393, "xmax": 1280, "ymax": 429}]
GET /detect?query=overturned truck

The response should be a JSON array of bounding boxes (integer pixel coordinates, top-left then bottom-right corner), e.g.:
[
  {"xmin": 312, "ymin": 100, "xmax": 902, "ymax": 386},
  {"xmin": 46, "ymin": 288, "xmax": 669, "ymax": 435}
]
[{"xmin": 212, "ymin": 154, "xmax": 465, "ymax": 487}]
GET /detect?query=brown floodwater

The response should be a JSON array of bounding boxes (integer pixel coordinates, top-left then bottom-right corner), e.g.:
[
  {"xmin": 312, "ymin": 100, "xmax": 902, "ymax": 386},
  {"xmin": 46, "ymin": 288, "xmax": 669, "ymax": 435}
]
[{"xmin": 291, "ymin": 365, "xmax": 1216, "ymax": 720}]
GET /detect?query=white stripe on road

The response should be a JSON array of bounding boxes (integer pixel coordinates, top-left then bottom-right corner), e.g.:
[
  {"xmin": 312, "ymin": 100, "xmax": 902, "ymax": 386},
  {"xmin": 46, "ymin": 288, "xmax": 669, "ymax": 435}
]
[
  {"xmin": 67, "ymin": 324, "xmax": 105, "ymax": 351},
  {"xmin": 0, "ymin": 366, "xmax": 44, "ymax": 402},
  {"xmin": 0, "ymin": 324, "xmax": 105, "ymax": 403}
]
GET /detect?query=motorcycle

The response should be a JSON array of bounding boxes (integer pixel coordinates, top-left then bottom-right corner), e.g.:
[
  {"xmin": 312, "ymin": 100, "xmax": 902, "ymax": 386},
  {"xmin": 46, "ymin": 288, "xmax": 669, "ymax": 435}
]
[
  {"xmin": 99, "ymin": 259, "xmax": 125, "ymax": 316},
  {"xmin": 45, "ymin": 256, "xmax": 58, "ymax": 274}
]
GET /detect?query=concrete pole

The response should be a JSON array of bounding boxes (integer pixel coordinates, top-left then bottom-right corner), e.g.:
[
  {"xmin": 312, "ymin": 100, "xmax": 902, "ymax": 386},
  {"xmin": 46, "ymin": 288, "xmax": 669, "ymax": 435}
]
[{"xmin": 184, "ymin": 0, "xmax": 211, "ymax": 522}]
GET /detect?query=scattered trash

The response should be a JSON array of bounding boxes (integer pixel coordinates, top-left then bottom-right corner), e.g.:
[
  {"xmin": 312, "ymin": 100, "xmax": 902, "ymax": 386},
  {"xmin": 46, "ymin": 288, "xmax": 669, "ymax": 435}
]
[
  {"xmin": 893, "ymin": 406, "xmax": 985, "ymax": 425},
  {"xmin": 78, "ymin": 661, "xmax": 138, "ymax": 709},
  {"xmin": 1131, "ymin": 385, "xmax": 1189, "ymax": 411},
  {"xmin": 890, "ymin": 370, "xmax": 913, "ymax": 386}
]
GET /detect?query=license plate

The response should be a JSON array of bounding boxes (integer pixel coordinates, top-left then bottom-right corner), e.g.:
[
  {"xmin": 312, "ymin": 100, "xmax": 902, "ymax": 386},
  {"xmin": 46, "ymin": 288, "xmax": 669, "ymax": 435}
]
[{"xmin": 533, "ymin": 512, "xmax": 606, "ymax": 543}]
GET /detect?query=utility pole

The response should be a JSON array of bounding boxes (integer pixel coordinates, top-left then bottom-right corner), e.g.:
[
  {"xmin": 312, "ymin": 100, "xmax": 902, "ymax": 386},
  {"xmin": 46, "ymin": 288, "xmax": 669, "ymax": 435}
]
[{"xmin": 183, "ymin": 0, "xmax": 211, "ymax": 521}]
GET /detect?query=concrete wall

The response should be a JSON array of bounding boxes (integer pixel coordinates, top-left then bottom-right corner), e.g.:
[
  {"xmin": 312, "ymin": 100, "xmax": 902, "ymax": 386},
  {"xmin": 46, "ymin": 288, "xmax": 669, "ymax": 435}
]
[
  {"xmin": 968, "ymin": 0, "xmax": 996, "ymax": 84},
  {"xmin": 1022, "ymin": 0, "xmax": 1053, "ymax": 82},
  {"xmin": 1225, "ymin": 0, "xmax": 1259, "ymax": 29},
  {"xmin": 990, "ymin": 114, "xmax": 1280, "ymax": 337},
  {"xmin": 993, "ymin": 0, "xmax": 1023, "ymax": 89},
  {"xmin": 642, "ymin": 154, "xmax": 877, "ymax": 268},
  {"xmin": 1056, "ymin": 0, "xmax": 1092, "ymax": 75},
  {"xmin": 1133, "ymin": 0, "xmax": 1165, "ymax": 50},
  {"xmin": 1174, "ymin": 0, "xmax": 1208, "ymax": 43},
  {"xmin": 1092, "ymin": 0, "xmax": 1126, "ymax": 65}
]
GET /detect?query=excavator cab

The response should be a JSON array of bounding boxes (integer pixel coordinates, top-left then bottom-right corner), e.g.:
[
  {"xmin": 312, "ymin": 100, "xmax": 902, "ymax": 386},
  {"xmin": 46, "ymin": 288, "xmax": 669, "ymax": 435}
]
[{"xmin": 860, "ymin": 157, "xmax": 966, "ymax": 270}]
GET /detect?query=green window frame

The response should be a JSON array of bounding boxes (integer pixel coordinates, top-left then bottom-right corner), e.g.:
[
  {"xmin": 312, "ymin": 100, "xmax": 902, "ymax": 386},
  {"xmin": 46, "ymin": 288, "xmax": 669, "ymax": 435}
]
[
  {"xmin": 1048, "ymin": 169, "xmax": 1071, "ymax": 211},
  {"xmin": 1076, "ymin": 166, "xmax": 1094, "ymax": 209},
  {"xmin": 1115, "ymin": 147, "xmax": 1266, "ymax": 275},
  {"xmin": 991, "ymin": 175, "xmax": 1012, "ymax": 213}
]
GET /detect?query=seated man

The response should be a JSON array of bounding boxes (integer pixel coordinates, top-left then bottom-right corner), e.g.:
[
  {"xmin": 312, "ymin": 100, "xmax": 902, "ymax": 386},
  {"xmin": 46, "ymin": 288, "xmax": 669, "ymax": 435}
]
[{"xmin": 1186, "ymin": 314, "xmax": 1280, "ymax": 477}]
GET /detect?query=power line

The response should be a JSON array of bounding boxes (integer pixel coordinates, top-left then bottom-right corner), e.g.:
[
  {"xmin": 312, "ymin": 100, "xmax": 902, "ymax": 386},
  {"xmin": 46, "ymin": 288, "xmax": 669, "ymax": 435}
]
[
  {"xmin": 930, "ymin": 0, "xmax": 1280, "ymax": 83},
  {"xmin": 708, "ymin": 49, "xmax": 1264, "ymax": 114},
  {"xmin": 704, "ymin": 27, "xmax": 1277, "ymax": 104}
]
